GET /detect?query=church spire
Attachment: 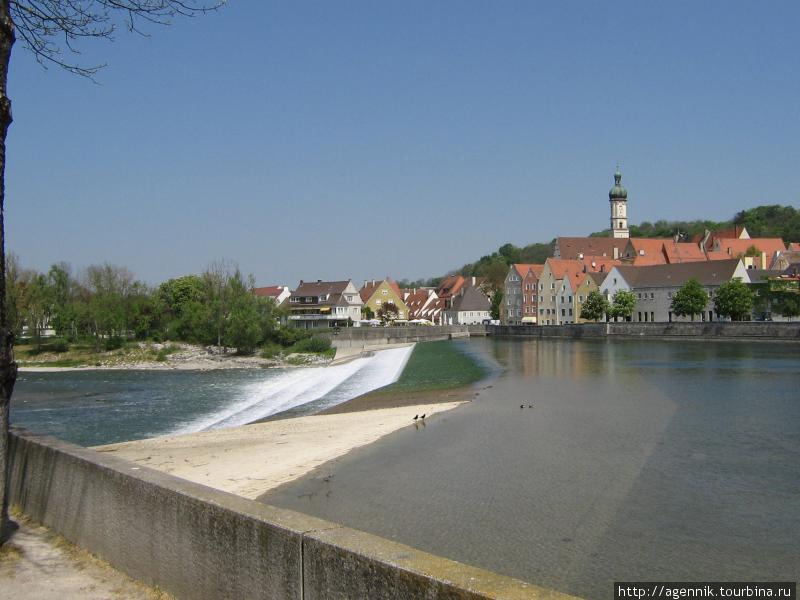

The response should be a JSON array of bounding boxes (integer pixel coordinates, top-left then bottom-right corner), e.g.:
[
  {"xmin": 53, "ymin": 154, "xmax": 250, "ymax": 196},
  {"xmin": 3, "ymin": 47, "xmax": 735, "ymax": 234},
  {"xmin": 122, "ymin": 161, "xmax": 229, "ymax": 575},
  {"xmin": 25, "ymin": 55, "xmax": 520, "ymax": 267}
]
[{"xmin": 609, "ymin": 167, "xmax": 629, "ymax": 238}]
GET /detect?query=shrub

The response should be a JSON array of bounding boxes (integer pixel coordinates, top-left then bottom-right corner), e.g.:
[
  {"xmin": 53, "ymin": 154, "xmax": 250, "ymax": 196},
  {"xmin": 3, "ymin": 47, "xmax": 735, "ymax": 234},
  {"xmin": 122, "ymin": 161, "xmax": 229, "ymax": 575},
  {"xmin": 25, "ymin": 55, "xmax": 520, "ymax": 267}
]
[
  {"xmin": 260, "ymin": 343, "xmax": 283, "ymax": 359},
  {"xmin": 104, "ymin": 337, "xmax": 125, "ymax": 351},
  {"xmin": 290, "ymin": 335, "xmax": 331, "ymax": 353}
]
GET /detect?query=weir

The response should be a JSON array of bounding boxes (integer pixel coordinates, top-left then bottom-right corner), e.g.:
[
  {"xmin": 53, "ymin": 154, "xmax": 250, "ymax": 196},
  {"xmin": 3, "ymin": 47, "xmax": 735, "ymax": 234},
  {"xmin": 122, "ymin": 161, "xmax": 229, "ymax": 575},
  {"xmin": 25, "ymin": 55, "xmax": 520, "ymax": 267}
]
[{"xmin": 170, "ymin": 345, "xmax": 415, "ymax": 434}]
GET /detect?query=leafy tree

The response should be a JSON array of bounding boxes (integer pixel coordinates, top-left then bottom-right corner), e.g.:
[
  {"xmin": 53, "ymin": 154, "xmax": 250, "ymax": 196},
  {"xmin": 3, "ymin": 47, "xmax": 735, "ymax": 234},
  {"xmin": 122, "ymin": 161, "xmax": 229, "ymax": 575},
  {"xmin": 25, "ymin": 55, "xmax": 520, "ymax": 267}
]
[
  {"xmin": 714, "ymin": 279, "xmax": 754, "ymax": 321},
  {"xmin": 47, "ymin": 263, "xmax": 74, "ymax": 338},
  {"xmin": 0, "ymin": 2, "xmax": 222, "ymax": 539},
  {"xmin": 23, "ymin": 273, "xmax": 51, "ymax": 348},
  {"xmin": 770, "ymin": 292, "xmax": 800, "ymax": 321},
  {"xmin": 377, "ymin": 301, "xmax": 399, "ymax": 323},
  {"xmin": 361, "ymin": 306, "xmax": 375, "ymax": 320},
  {"xmin": 608, "ymin": 290, "xmax": 636, "ymax": 321},
  {"xmin": 670, "ymin": 278, "xmax": 709, "ymax": 321},
  {"xmin": 203, "ymin": 260, "xmax": 236, "ymax": 348},
  {"xmin": 580, "ymin": 291, "xmax": 609, "ymax": 322},
  {"xmin": 490, "ymin": 289, "xmax": 503, "ymax": 320}
]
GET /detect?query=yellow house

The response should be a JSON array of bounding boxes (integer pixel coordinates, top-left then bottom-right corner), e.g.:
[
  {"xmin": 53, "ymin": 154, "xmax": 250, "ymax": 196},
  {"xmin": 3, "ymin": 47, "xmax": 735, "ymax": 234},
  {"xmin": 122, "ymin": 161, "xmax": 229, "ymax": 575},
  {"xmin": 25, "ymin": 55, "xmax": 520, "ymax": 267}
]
[
  {"xmin": 359, "ymin": 279, "xmax": 410, "ymax": 321},
  {"xmin": 575, "ymin": 272, "xmax": 606, "ymax": 322}
]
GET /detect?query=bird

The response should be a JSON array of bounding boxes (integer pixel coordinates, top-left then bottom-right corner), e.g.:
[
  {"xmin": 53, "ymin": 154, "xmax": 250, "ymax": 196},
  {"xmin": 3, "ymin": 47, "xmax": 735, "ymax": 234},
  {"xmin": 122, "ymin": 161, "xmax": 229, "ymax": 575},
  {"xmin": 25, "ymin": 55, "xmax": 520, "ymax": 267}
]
[
  {"xmin": 520, "ymin": 404, "xmax": 524, "ymax": 409},
  {"xmin": 528, "ymin": 404, "xmax": 533, "ymax": 408},
  {"xmin": 420, "ymin": 413, "xmax": 426, "ymax": 419},
  {"xmin": 413, "ymin": 414, "xmax": 419, "ymax": 421}
]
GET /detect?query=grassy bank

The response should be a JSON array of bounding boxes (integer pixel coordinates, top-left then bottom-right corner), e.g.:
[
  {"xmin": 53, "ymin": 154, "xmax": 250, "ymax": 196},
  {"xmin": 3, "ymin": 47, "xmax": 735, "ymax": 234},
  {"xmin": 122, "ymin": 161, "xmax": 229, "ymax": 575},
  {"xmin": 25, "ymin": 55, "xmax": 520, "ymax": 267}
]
[
  {"xmin": 380, "ymin": 340, "xmax": 486, "ymax": 393},
  {"xmin": 321, "ymin": 340, "xmax": 487, "ymax": 415}
]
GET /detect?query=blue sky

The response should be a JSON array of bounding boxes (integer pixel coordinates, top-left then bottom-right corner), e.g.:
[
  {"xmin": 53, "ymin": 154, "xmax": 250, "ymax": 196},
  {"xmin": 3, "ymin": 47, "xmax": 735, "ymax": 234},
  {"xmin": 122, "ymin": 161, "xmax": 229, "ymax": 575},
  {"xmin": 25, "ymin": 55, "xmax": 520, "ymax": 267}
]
[{"xmin": 7, "ymin": 2, "xmax": 799, "ymax": 286}]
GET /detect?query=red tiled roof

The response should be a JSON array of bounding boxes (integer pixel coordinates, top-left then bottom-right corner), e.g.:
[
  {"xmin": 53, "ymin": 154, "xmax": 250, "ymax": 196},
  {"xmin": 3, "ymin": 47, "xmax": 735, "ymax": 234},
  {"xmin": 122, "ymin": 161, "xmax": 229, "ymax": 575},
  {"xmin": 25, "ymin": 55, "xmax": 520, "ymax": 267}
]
[
  {"xmin": 253, "ymin": 285, "xmax": 286, "ymax": 298},
  {"xmin": 623, "ymin": 238, "xmax": 671, "ymax": 266},
  {"xmin": 663, "ymin": 242, "xmax": 707, "ymax": 263},
  {"xmin": 713, "ymin": 238, "xmax": 786, "ymax": 258},
  {"xmin": 555, "ymin": 237, "xmax": 626, "ymax": 260},
  {"xmin": 437, "ymin": 275, "xmax": 466, "ymax": 297}
]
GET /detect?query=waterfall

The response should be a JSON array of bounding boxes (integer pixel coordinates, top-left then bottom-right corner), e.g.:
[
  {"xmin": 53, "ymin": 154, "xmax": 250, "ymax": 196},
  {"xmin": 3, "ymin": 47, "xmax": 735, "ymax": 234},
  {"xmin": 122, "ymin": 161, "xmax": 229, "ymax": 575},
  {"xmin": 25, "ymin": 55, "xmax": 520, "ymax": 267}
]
[{"xmin": 170, "ymin": 345, "xmax": 414, "ymax": 434}]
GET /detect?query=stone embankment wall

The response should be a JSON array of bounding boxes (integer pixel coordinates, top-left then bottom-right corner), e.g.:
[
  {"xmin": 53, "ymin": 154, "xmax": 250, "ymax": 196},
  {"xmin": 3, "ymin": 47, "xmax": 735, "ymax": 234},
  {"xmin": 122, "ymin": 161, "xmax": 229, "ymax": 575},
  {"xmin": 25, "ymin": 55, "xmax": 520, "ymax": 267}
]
[
  {"xmin": 326, "ymin": 325, "xmax": 473, "ymax": 353},
  {"xmin": 8, "ymin": 429, "xmax": 566, "ymax": 600},
  {"xmin": 490, "ymin": 322, "xmax": 800, "ymax": 340}
]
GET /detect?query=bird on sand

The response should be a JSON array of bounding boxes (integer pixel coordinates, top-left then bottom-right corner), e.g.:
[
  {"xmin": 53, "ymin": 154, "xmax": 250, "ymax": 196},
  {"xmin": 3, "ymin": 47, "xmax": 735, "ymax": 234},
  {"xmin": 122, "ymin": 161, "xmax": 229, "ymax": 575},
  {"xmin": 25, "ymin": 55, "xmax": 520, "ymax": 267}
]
[
  {"xmin": 528, "ymin": 404, "xmax": 533, "ymax": 408},
  {"xmin": 413, "ymin": 414, "xmax": 419, "ymax": 421},
  {"xmin": 420, "ymin": 413, "xmax": 426, "ymax": 419},
  {"xmin": 520, "ymin": 404, "xmax": 524, "ymax": 409}
]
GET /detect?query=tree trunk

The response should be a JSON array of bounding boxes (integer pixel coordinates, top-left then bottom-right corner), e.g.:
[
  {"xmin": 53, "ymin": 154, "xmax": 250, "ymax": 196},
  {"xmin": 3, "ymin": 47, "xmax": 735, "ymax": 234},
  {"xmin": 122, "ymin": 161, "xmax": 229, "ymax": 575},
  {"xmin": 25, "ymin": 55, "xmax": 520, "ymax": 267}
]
[{"xmin": 0, "ymin": 0, "xmax": 16, "ymax": 545}]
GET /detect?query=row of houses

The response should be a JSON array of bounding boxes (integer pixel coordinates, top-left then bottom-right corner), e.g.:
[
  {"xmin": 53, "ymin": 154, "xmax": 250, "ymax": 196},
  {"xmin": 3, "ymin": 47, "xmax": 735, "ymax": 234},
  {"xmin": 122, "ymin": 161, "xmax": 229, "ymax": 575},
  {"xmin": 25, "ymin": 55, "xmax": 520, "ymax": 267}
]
[
  {"xmin": 504, "ymin": 226, "xmax": 800, "ymax": 325},
  {"xmin": 254, "ymin": 275, "xmax": 492, "ymax": 329}
]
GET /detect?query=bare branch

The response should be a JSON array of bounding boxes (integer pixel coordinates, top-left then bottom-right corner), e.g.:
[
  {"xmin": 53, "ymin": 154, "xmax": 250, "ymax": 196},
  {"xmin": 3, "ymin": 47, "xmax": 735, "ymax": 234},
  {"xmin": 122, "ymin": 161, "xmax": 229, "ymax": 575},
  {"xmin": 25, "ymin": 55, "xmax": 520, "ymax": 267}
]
[{"xmin": 10, "ymin": 0, "xmax": 224, "ymax": 77}]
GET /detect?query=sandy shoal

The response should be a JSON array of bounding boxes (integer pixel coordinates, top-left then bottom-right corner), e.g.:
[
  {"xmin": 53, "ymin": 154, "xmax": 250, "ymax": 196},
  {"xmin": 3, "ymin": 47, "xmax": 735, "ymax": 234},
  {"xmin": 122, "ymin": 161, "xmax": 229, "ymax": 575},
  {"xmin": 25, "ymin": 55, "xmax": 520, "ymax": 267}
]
[{"xmin": 93, "ymin": 402, "xmax": 464, "ymax": 500}]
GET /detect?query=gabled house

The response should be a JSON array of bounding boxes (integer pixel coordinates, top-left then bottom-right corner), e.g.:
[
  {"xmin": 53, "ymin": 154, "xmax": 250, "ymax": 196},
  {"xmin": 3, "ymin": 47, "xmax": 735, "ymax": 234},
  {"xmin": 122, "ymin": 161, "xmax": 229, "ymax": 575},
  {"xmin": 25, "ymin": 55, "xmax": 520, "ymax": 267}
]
[
  {"xmin": 443, "ymin": 284, "xmax": 491, "ymax": 325},
  {"xmin": 503, "ymin": 263, "xmax": 542, "ymax": 325},
  {"xmin": 360, "ymin": 279, "xmax": 410, "ymax": 321},
  {"xmin": 521, "ymin": 265, "xmax": 545, "ymax": 324},
  {"xmin": 403, "ymin": 288, "xmax": 440, "ymax": 322},
  {"xmin": 600, "ymin": 259, "xmax": 749, "ymax": 323},
  {"xmin": 253, "ymin": 285, "xmax": 291, "ymax": 305},
  {"xmin": 287, "ymin": 280, "xmax": 363, "ymax": 329}
]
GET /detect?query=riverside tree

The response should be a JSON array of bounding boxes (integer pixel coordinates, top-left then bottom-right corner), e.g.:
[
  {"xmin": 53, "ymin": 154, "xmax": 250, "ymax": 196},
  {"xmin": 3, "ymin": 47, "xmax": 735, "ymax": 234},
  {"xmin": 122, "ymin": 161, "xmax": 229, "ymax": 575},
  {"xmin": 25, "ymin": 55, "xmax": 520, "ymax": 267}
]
[
  {"xmin": 608, "ymin": 290, "xmax": 636, "ymax": 322},
  {"xmin": 0, "ymin": 0, "xmax": 222, "ymax": 543},
  {"xmin": 670, "ymin": 278, "xmax": 709, "ymax": 321},
  {"xmin": 714, "ymin": 279, "xmax": 754, "ymax": 321},
  {"xmin": 580, "ymin": 290, "xmax": 609, "ymax": 322}
]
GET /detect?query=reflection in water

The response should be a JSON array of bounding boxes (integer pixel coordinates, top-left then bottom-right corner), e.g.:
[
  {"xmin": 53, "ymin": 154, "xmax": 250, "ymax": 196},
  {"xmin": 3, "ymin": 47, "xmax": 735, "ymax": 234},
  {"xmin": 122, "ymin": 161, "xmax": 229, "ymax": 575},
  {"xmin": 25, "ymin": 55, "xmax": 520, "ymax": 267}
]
[{"xmin": 263, "ymin": 337, "xmax": 800, "ymax": 600}]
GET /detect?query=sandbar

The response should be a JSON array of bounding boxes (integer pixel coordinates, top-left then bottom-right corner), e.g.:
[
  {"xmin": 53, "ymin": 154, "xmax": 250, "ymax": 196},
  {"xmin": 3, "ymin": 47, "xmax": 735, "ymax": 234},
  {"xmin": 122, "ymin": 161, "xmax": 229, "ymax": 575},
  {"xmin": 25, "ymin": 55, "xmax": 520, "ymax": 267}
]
[{"xmin": 93, "ymin": 402, "xmax": 464, "ymax": 499}]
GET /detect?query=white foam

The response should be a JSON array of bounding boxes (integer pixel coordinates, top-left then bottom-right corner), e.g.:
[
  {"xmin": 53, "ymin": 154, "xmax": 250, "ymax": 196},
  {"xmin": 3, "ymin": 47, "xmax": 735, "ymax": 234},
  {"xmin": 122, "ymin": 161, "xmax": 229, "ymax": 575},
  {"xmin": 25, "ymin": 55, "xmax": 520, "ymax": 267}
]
[{"xmin": 170, "ymin": 344, "xmax": 415, "ymax": 435}]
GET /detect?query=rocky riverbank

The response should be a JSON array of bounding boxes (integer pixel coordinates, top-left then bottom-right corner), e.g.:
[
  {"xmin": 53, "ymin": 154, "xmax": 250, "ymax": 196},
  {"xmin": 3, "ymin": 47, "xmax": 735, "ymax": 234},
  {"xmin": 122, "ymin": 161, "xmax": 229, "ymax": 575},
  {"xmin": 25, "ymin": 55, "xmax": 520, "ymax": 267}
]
[{"xmin": 18, "ymin": 341, "xmax": 332, "ymax": 372}]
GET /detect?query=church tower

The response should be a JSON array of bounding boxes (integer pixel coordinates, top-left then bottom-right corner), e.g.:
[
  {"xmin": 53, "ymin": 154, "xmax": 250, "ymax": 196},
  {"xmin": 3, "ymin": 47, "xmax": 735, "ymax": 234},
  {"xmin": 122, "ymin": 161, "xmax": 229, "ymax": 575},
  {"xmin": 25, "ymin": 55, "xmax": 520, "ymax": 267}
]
[{"xmin": 609, "ymin": 168, "xmax": 629, "ymax": 239}]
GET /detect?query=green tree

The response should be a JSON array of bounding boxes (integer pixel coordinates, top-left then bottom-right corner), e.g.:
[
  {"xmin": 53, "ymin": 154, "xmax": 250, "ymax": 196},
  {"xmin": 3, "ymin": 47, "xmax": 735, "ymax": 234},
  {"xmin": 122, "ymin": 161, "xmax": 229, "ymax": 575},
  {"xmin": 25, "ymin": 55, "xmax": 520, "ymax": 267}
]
[
  {"xmin": 23, "ymin": 272, "xmax": 51, "ymax": 349},
  {"xmin": 714, "ymin": 279, "xmax": 754, "ymax": 321},
  {"xmin": 47, "ymin": 263, "xmax": 75, "ymax": 338},
  {"xmin": 608, "ymin": 290, "xmax": 636, "ymax": 321},
  {"xmin": 361, "ymin": 306, "xmax": 375, "ymax": 320},
  {"xmin": 490, "ymin": 289, "xmax": 503, "ymax": 320},
  {"xmin": 771, "ymin": 292, "xmax": 800, "ymax": 321},
  {"xmin": 670, "ymin": 278, "xmax": 709, "ymax": 321},
  {"xmin": 580, "ymin": 291, "xmax": 609, "ymax": 322}
]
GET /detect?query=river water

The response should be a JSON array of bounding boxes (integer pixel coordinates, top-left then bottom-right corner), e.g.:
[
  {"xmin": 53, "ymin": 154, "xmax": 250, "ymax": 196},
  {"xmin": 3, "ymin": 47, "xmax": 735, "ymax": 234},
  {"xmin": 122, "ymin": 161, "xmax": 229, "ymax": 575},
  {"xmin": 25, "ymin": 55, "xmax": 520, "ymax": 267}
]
[
  {"xmin": 10, "ymin": 345, "xmax": 413, "ymax": 446},
  {"xmin": 262, "ymin": 337, "xmax": 800, "ymax": 599}
]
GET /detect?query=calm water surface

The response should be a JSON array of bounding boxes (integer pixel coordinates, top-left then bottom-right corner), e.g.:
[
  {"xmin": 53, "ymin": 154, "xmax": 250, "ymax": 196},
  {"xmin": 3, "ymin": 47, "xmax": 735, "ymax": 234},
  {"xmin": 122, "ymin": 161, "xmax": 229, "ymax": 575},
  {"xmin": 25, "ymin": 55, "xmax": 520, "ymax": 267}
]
[{"xmin": 262, "ymin": 338, "xmax": 800, "ymax": 599}]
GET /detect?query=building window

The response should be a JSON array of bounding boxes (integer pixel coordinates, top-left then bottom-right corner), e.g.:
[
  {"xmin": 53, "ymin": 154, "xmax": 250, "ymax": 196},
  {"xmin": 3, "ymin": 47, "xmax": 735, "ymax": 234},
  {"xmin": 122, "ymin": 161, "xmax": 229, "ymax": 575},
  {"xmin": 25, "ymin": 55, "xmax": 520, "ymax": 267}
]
[
  {"xmin": 561, "ymin": 309, "xmax": 566, "ymax": 316},
  {"xmin": 650, "ymin": 293, "xmax": 654, "ymax": 299},
  {"xmin": 568, "ymin": 296, "xmax": 572, "ymax": 303},
  {"xmin": 569, "ymin": 308, "xmax": 573, "ymax": 316},
  {"xmin": 382, "ymin": 289, "xmax": 388, "ymax": 295},
  {"xmin": 579, "ymin": 295, "xmax": 584, "ymax": 302}
]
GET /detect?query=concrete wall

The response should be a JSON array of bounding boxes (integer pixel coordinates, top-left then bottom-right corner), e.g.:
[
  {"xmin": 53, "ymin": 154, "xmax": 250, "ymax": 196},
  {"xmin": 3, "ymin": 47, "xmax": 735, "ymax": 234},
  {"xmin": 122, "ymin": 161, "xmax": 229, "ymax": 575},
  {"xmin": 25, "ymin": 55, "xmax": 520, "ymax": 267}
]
[
  {"xmin": 8, "ymin": 429, "xmax": 564, "ymax": 600},
  {"xmin": 327, "ymin": 325, "xmax": 472, "ymax": 352},
  {"xmin": 489, "ymin": 322, "xmax": 800, "ymax": 341}
]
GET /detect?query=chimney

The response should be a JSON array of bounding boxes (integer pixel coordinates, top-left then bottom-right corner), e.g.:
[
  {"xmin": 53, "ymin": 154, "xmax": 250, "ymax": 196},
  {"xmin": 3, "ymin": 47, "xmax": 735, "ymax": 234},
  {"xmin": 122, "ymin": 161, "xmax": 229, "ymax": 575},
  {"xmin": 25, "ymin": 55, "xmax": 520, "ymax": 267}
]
[
  {"xmin": 317, "ymin": 279, "xmax": 321, "ymax": 283},
  {"xmin": 578, "ymin": 253, "xmax": 584, "ymax": 260},
  {"xmin": 600, "ymin": 265, "xmax": 606, "ymax": 273},
  {"xmin": 299, "ymin": 280, "xmax": 304, "ymax": 285},
  {"xmin": 613, "ymin": 247, "xmax": 619, "ymax": 260},
  {"xmin": 472, "ymin": 276, "xmax": 476, "ymax": 286}
]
